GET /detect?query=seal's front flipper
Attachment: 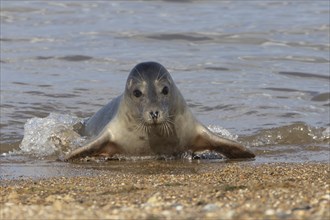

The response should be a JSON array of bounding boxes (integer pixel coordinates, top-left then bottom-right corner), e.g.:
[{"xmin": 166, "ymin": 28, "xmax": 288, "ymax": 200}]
[
  {"xmin": 64, "ymin": 131, "xmax": 119, "ymax": 161},
  {"xmin": 191, "ymin": 126, "xmax": 255, "ymax": 159}
]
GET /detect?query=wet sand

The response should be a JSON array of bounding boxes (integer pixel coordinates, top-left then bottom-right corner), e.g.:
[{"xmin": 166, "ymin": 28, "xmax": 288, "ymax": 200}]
[{"xmin": 1, "ymin": 162, "xmax": 329, "ymax": 220}]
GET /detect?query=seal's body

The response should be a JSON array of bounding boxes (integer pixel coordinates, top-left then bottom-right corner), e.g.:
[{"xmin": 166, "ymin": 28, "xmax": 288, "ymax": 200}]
[{"xmin": 65, "ymin": 62, "xmax": 255, "ymax": 160}]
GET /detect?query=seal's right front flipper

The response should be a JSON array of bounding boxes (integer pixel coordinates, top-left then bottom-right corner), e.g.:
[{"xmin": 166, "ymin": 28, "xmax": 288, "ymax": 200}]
[{"xmin": 64, "ymin": 131, "xmax": 119, "ymax": 161}]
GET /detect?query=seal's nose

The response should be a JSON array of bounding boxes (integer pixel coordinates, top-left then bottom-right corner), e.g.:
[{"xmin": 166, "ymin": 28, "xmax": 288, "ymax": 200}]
[{"xmin": 149, "ymin": 111, "xmax": 159, "ymax": 120}]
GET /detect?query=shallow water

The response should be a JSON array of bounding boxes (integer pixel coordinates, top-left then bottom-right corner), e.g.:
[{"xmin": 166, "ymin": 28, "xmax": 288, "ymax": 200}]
[{"xmin": 1, "ymin": 1, "xmax": 329, "ymax": 179}]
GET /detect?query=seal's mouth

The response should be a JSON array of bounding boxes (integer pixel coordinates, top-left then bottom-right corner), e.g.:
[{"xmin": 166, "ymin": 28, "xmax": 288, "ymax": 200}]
[
  {"xmin": 145, "ymin": 114, "xmax": 164, "ymax": 125},
  {"xmin": 137, "ymin": 119, "xmax": 173, "ymax": 136}
]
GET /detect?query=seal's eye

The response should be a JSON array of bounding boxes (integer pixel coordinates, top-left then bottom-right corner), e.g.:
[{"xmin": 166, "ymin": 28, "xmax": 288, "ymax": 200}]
[
  {"xmin": 133, "ymin": 89, "xmax": 142, "ymax": 98},
  {"xmin": 162, "ymin": 86, "xmax": 169, "ymax": 95}
]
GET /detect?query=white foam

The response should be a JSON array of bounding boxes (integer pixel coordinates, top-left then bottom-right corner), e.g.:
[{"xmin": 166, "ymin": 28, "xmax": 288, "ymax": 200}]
[
  {"xmin": 207, "ymin": 125, "xmax": 238, "ymax": 140},
  {"xmin": 19, "ymin": 113, "xmax": 86, "ymax": 157},
  {"xmin": 322, "ymin": 127, "xmax": 330, "ymax": 141}
]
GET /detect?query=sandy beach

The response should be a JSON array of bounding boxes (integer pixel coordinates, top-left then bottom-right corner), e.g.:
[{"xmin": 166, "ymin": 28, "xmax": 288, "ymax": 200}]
[{"xmin": 1, "ymin": 162, "xmax": 329, "ymax": 220}]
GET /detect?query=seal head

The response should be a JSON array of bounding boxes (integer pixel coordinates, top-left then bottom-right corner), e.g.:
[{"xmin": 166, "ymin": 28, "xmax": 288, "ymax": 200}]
[{"xmin": 124, "ymin": 62, "xmax": 175, "ymax": 135}]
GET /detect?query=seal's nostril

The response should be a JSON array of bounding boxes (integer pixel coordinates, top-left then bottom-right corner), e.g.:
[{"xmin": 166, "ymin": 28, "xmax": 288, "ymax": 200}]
[{"xmin": 149, "ymin": 111, "xmax": 159, "ymax": 119}]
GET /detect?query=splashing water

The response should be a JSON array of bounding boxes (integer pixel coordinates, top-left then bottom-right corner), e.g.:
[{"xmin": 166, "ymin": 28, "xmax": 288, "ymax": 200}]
[
  {"xmin": 19, "ymin": 113, "xmax": 86, "ymax": 158},
  {"xmin": 207, "ymin": 125, "xmax": 238, "ymax": 141}
]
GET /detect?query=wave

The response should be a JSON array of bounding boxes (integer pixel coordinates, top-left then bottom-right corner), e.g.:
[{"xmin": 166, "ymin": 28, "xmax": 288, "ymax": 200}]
[{"xmin": 241, "ymin": 122, "xmax": 329, "ymax": 146}]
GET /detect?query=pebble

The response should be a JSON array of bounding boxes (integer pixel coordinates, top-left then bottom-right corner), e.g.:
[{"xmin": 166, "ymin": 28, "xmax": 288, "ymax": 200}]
[
  {"xmin": 203, "ymin": 203, "xmax": 219, "ymax": 212},
  {"xmin": 146, "ymin": 192, "xmax": 162, "ymax": 205},
  {"xmin": 265, "ymin": 209, "xmax": 275, "ymax": 215}
]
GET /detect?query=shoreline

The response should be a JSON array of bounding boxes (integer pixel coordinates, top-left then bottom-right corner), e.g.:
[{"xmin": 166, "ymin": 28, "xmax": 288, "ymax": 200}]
[{"xmin": 1, "ymin": 162, "xmax": 329, "ymax": 219}]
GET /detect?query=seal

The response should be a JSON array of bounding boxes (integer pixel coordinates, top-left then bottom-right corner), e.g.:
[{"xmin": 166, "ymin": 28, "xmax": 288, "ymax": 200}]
[{"xmin": 65, "ymin": 62, "xmax": 255, "ymax": 160}]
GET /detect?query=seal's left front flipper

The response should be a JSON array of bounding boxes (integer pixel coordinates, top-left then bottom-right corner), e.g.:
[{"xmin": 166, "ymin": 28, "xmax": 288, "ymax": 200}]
[{"xmin": 190, "ymin": 126, "xmax": 255, "ymax": 159}]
